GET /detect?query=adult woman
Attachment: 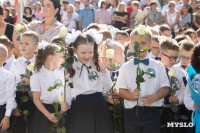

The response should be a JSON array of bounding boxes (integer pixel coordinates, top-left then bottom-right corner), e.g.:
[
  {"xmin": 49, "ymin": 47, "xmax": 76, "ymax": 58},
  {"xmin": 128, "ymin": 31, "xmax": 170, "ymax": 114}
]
[
  {"xmin": 4, "ymin": 8, "xmax": 13, "ymax": 24},
  {"xmin": 74, "ymin": 0, "xmax": 81, "ymax": 14},
  {"xmin": 33, "ymin": 2, "xmax": 44, "ymax": 21},
  {"xmin": 147, "ymin": 1, "xmax": 163, "ymax": 27},
  {"xmin": 62, "ymin": 4, "xmax": 79, "ymax": 32},
  {"xmin": 15, "ymin": 0, "xmax": 65, "ymax": 43},
  {"xmin": 91, "ymin": 0, "xmax": 100, "ymax": 10},
  {"xmin": 23, "ymin": 6, "xmax": 33, "ymax": 24},
  {"xmin": 109, "ymin": 0, "xmax": 118, "ymax": 24},
  {"xmin": 179, "ymin": 4, "xmax": 192, "ymax": 28},
  {"xmin": 193, "ymin": 4, "xmax": 200, "ymax": 30},
  {"xmin": 0, "ymin": 6, "xmax": 19, "ymax": 57},
  {"xmin": 112, "ymin": 2, "xmax": 129, "ymax": 30},
  {"xmin": 164, "ymin": 1, "xmax": 179, "ymax": 36},
  {"xmin": 95, "ymin": 1, "xmax": 110, "ymax": 24}
]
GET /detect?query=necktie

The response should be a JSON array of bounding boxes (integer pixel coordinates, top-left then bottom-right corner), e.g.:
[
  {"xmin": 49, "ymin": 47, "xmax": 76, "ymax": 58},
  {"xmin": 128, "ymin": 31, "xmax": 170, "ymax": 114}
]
[
  {"xmin": 155, "ymin": 57, "xmax": 161, "ymax": 61},
  {"xmin": 164, "ymin": 68, "xmax": 170, "ymax": 104},
  {"xmin": 3, "ymin": 63, "xmax": 6, "ymax": 67},
  {"xmin": 181, "ymin": 65, "xmax": 187, "ymax": 70},
  {"xmin": 134, "ymin": 58, "xmax": 149, "ymax": 66},
  {"xmin": 25, "ymin": 60, "xmax": 31, "ymax": 65},
  {"xmin": 79, "ymin": 64, "xmax": 91, "ymax": 77}
]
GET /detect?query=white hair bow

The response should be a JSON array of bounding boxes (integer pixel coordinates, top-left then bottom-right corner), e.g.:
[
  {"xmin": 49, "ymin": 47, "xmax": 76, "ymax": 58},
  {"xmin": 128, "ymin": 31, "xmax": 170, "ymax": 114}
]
[
  {"xmin": 86, "ymin": 29, "xmax": 103, "ymax": 44},
  {"xmin": 106, "ymin": 39, "xmax": 115, "ymax": 47},
  {"xmin": 38, "ymin": 41, "xmax": 49, "ymax": 50},
  {"xmin": 65, "ymin": 29, "xmax": 81, "ymax": 45}
]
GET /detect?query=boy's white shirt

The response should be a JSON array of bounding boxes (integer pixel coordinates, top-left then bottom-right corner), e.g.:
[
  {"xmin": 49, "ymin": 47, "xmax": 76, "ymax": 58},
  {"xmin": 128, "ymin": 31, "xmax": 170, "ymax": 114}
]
[
  {"xmin": 0, "ymin": 66, "xmax": 17, "ymax": 116},
  {"xmin": 115, "ymin": 55, "xmax": 170, "ymax": 109},
  {"xmin": 184, "ymin": 85, "xmax": 195, "ymax": 111},
  {"xmin": 4, "ymin": 55, "xmax": 16, "ymax": 71},
  {"xmin": 10, "ymin": 56, "xmax": 35, "ymax": 90}
]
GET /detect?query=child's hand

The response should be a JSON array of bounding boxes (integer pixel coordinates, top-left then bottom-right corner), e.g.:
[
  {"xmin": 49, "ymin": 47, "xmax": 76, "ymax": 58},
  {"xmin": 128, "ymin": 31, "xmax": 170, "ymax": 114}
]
[
  {"xmin": 12, "ymin": 108, "xmax": 21, "ymax": 116},
  {"xmin": 142, "ymin": 94, "xmax": 157, "ymax": 106},
  {"xmin": 47, "ymin": 113, "xmax": 59, "ymax": 123},
  {"xmin": 98, "ymin": 57, "xmax": 110, "ymax": 74},
  {"xmin": 22, "ymin": 77, "xmax": 30, "ymax": 86},
  {"xmin": 194, "ymin": 103, "xmax": 200, "ymax": 109},
  {"xmin": 108, "ymin": 97, "xmax": 120, "ymax": 105},
  {"xmin": 61, "ymin": 102, "xmax": 69, "ymax": 112},
  {"xmin": 111, "ymin": 91, "xmax": 119, "ymax": 99},
  {"xmin": 169, "ymin": 96, "xmax": 179, "ymax": 104},
  {"xmin": 132, "ymin": 89, "xmax": 140, "ymax": 101},
  {"xmin": 0, "ymin": 116, "xmax": 10, "ymax": 131}
]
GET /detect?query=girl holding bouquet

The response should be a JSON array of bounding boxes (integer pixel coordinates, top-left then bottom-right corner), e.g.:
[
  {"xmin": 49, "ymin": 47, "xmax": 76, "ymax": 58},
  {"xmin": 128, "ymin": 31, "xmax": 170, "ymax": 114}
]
[
  {"xmin": 29, "ymin": 42, "xmax": 73, "ymax": 133},
  {"xmin": 184, "ymin": 43, "xmax": 200, "ymax": 133}
]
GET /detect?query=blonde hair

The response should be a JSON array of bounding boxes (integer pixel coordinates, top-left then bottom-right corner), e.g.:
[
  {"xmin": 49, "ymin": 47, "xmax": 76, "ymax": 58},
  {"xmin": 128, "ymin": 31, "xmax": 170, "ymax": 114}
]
[
  {"xmin": 67, "ymin": 4, "xmax": 75, "ymax": 14},
  {"xmin": 102, "ymin": 40, "xmax": 124, "ymax": 56},
  {"xmin": 116, "ymin": 2, "xmax": 126, "ymax": 12},
  {"xmin": 0, "ymin": 44, "xmax": 8, "ymax": 58}
]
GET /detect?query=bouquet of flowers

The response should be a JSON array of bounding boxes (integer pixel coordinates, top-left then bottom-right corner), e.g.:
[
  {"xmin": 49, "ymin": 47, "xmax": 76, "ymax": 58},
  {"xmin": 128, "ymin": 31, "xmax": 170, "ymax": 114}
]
[{"xmin": 186, "ymin": 65, "xmax": 200, "ymax": 133}]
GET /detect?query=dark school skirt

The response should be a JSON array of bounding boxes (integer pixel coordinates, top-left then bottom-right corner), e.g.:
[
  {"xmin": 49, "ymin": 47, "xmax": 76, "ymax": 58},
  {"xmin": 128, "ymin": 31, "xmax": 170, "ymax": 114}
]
[
  {"xmin": 0, "ymin": 104, "xmax": 6, "ymax": 121},
  {"xmin": 70, "ymin": 92, "xmax": 114, "ymax": 133}
]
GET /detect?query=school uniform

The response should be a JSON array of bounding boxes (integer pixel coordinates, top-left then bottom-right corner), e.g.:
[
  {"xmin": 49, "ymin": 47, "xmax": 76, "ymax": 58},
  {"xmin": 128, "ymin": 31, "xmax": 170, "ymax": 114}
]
[
  {"xmin": 29, "ymin": 66, "xmax": 74, "ymax": 133},
  {"xmin": 9, "ymin": 56, "xmax": 36, "ymax": 133},
  {"xmin": 3, "ymin": 55, "xmax": 16, "ymax": 71},
  {"xmin": 161, "ymin": 65, "xmax": 191, "ymax": 133},
  {"xmin": 0, "ymin": 66, "xmax": 16, "ymax": 133},
  {"xmin": 69, "ymin": 60, "xmax": 113, "ymax": 133},
  {"xmin": 115, "ymin": 55, "xmax": 170, "ymax": 133}
]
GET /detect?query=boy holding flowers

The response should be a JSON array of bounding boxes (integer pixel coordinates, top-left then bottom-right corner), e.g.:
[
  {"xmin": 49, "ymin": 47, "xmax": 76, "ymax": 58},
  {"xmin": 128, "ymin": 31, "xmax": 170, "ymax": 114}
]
[{"xmin": 115, "ymin": 25, "xmax": 169, "ymax": 133}]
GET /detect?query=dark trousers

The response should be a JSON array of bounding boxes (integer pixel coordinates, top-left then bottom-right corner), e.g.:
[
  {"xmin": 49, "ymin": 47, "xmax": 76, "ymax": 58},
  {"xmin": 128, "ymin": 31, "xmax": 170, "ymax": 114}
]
[
  {"xmin": 160, "ymin": 105, "xmax": 194, "ymax": 133},
  {"xmin": 0, "ymin": 105, "xmax": 6, "ymax": 121},
  {"xmin": 124, "ymin": 106, "xmax": 160, "ymax": 133}
]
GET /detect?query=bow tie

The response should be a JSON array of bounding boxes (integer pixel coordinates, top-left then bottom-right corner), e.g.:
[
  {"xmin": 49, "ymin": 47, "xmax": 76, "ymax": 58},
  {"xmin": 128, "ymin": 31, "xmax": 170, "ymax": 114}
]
[
  {"xmin": 155, "ymin": 57, "xmax": 161, "ymax": 61},
  {"xmin": 3, "ymin": 63, "xmax": 6, "ymax": 66},
  {"xmin": 79, "ymin": 64, "xmax": 91, "ymax": 77},
  {"xmin": 181, "ymin": 65, "xmax": 187, "ymax": 69},
  {"xmin": 112, "ymin": 71, "xmax": 119, "ymax": 78},
  {"xmin": 134, "ymin": 58, "xmax": 149, "ymax": 66}
]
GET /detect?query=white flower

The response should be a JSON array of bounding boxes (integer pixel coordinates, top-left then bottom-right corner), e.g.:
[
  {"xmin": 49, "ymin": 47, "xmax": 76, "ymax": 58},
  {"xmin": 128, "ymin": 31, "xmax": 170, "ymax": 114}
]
[
  {"xmin": 38, "ymin": 41, "xmax": 49, "ymax": 50},
  {"xmin": 27, "ymin": 63, "xmax": 34, "ymax": 72},
  {"xmin": 15, "ymin": 24, "xmax": 24, "ymax": 33},
  {"xmin": 137, "ymin": 25, "xmax": 146, "ymax": 36},
  {"xmin": 65, "ymin": 30, "xmax": 81, "ymax": 45},
  {"xmin": 135, "ymin": 10, "xmax": 144, "ymax": 19},
  {"xmin": 114, "ymin": 88, "xmax": 119, "ymax": 94},
  {"xmin": 158, "ymin": 36, "xmax": 168, "ymax": 42},
  {"xmin": 106, "ymin": 49, "xmax": 115, "ymax": 59},
  {"xmin": 86, "ymin": 29, "xmax": 103, "ymax": 44},
  {"xmin": 59, "ymin": 27, "xmax": 68, "ymax": 39},
  {"xmin": 168, "ymin": 69, "xmax": 176, "ymax": 77},
  {"xmin": 58, "ymin": 96, "xmax": 65, "ymax": 104}
]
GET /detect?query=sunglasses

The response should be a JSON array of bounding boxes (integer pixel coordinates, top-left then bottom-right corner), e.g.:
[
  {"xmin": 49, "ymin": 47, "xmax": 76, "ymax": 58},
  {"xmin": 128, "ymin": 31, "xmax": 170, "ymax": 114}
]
[{"xmin": 161, "ymin": 52, "xmax": 179, "ymax": 61}]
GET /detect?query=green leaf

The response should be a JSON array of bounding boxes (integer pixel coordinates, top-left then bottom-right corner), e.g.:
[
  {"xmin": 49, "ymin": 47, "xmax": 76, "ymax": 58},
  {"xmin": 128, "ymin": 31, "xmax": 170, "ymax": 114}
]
[
  {"xmin": 68, "ymin": 83, "xmax": 74, "ymax": 88},
  {"xmin": 143, "ymin": 47, "xmax": 148, "ymax": 51},
  {"xmin": 48, "ymin": 86, "xmax": 55, "ymax": 92},
  {"xmin": 126, "ymin": 52, "xmax": 138, "ymax": 57},
  {"xmin": 165, "ymin": 104, "xmax": 171, "ymax": 108},
  {"xmin": 171, "ymin": 105, "xmax": 178, "ymax": 112},
  {"xmin": 20, "ymin": 96, "xmax": 28, "ymax": 102},
  {"xmin": 134, "ymin": 43, "xmax": 139, "ymax": 51},
  {"xmin": 178, "ymin": 50, "xmax": 181, "ymax": 56},
  {"xmin": 23, "ymin": 110, "xmax": 29, "ymax": 115},
  {"xmin": 180, "ymin": 115, "xmax": 188, "ymax": 120},
  {"xmin": 61, "ymin": 127, "xmax": 66, "ymax": 133}
]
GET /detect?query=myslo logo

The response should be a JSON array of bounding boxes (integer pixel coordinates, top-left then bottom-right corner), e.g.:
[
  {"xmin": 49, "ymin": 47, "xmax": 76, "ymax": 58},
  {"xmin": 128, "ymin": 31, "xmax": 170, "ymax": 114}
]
[{"xmin": 167, "ymin": 122, "xmax": 193, "ymax": 127}]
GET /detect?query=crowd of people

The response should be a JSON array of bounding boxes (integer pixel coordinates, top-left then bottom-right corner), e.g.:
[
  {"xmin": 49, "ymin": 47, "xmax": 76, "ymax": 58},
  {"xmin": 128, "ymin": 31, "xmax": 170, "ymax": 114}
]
[{"xmin": 0, "ymin": 0, "xmax": 200, "ymax": 133}]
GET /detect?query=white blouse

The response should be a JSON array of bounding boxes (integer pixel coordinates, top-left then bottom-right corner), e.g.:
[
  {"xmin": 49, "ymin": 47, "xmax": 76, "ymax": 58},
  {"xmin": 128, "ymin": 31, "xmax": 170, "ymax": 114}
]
[
  {"xmin": 68, "ymin": 61, "xmax": 112, "ymax": 96},
  {"xmin": 30, "ymin": 66, "xmax": 74, "ymax": 105}
]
